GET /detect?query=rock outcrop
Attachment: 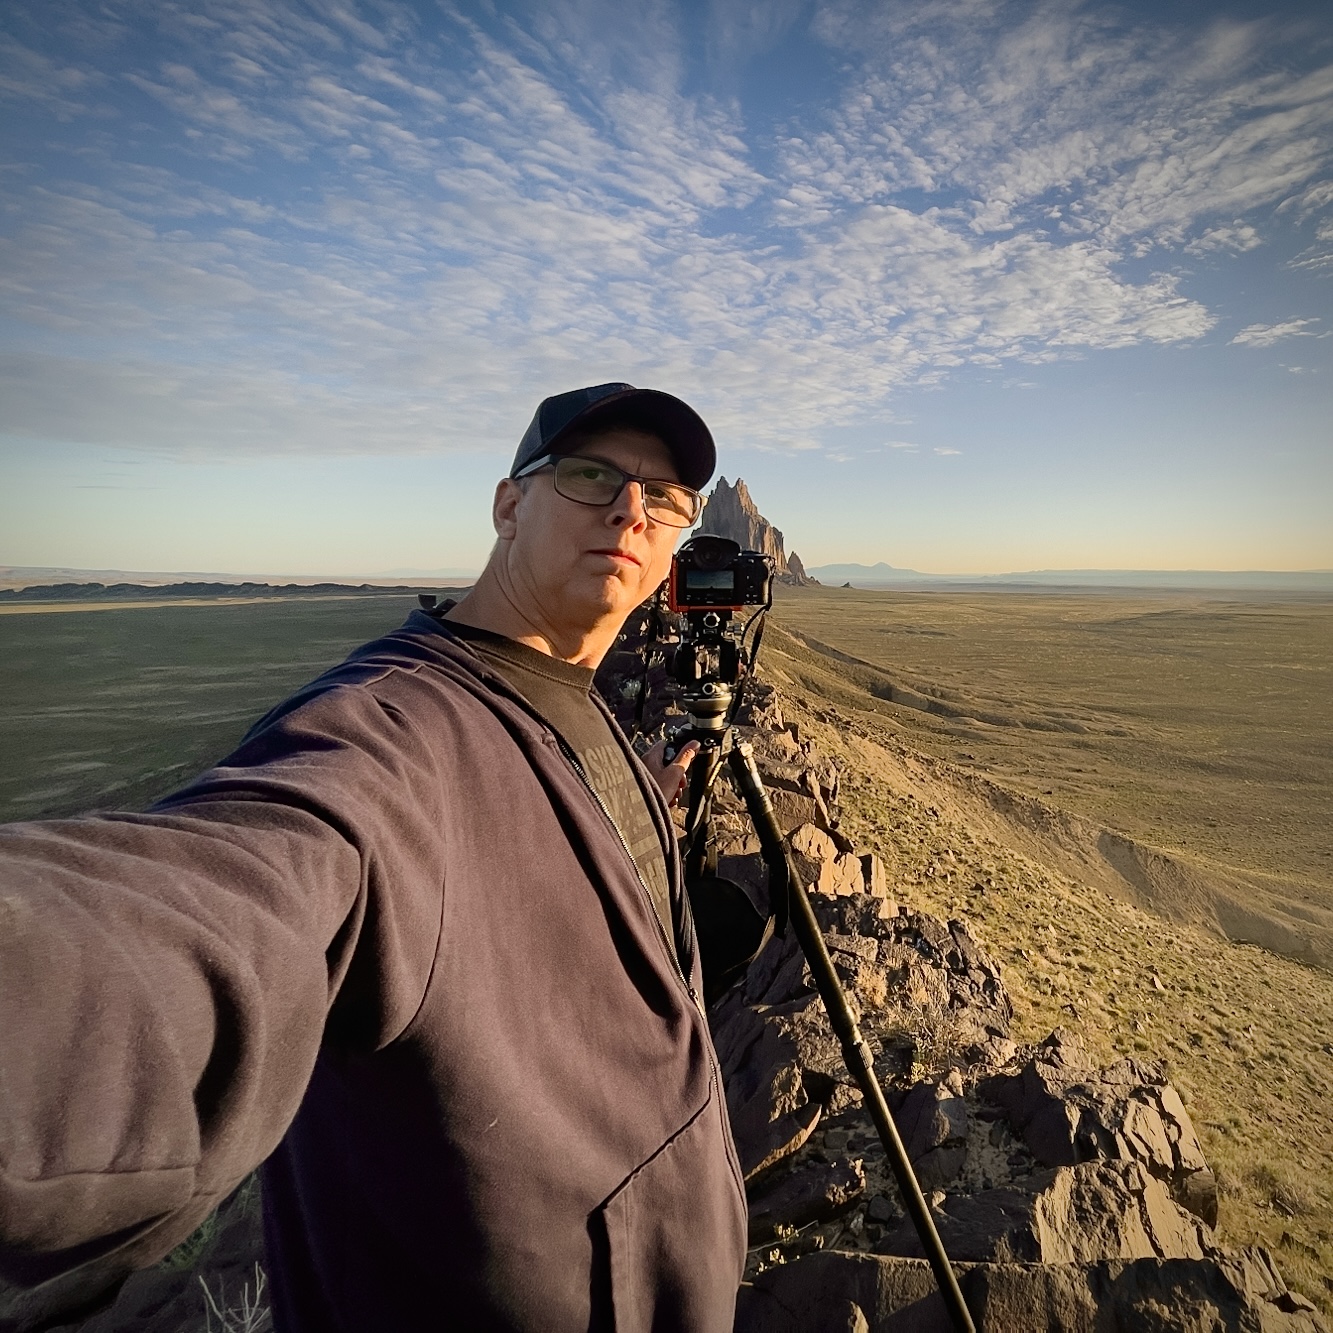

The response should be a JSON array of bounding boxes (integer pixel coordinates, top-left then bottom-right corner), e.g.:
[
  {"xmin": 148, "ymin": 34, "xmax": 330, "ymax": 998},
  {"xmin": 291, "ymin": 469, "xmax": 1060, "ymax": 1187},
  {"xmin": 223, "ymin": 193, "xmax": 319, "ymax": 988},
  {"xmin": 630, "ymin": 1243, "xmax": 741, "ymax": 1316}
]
[
  {"xmin": 738, "ymin": 1246, "xmax": 1324, "ymax": 1333},
  {"xmin": 786, "ymin": 550, "xmax": 815, "ymax": 585},
  {"xmin": 588, "ymin": 629, "xmax": 1326, "ymax": 1332},
  {"xmin": 704, "ymin": 680, "xmax": 1325, "ymax": 1331},
  {"xmin": 696, "ymin": 477, "xmax": 818, "ymax": 586}
]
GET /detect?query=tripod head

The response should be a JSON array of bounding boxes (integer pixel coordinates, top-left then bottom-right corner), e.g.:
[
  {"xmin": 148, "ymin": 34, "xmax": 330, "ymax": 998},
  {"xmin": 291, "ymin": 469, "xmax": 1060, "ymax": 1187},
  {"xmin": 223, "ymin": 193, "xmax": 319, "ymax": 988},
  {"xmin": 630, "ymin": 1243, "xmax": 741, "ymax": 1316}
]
[{"xmin": 672, "ymin": 611, "xmax": 742, "ymax": 737}]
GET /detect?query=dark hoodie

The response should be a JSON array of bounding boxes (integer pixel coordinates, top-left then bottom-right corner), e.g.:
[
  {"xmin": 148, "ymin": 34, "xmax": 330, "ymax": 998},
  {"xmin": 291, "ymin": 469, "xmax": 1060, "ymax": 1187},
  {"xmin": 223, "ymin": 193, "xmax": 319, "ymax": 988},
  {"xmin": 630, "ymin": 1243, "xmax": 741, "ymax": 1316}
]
[{"xmin": 0, "ymin": 612, "xmax": 747, "ymax": 1332}]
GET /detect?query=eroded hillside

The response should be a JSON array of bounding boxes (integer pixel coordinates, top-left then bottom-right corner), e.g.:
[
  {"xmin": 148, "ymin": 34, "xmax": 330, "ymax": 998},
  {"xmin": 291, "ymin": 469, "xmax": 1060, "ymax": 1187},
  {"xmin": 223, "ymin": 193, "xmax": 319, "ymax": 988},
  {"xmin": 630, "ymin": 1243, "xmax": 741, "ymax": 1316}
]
[{"xmin": 768, "ymin": 586, "xmax": 1333, "ymax": 938}]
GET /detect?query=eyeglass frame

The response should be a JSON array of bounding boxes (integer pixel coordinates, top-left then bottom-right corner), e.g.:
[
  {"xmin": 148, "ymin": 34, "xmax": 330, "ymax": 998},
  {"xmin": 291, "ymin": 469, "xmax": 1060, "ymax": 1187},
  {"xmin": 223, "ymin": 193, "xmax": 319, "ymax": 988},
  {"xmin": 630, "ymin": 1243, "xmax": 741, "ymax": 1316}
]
[{"xmin": 511, "ymin": 452, "xmax": 704, "ymax": 528}]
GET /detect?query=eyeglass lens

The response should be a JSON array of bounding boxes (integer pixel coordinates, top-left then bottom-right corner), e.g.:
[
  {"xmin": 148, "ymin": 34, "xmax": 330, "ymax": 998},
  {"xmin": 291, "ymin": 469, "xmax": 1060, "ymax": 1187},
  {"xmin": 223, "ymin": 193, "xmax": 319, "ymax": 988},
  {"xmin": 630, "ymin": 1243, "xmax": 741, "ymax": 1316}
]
[{"xmin": 553, "ymin": 457, "xmax": 701, "ymax": 526}]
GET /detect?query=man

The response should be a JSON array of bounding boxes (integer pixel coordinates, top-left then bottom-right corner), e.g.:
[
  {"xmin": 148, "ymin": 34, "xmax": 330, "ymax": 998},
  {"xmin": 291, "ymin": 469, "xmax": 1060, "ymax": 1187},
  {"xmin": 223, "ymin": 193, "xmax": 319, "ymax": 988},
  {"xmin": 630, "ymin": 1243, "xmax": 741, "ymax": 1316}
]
[{"xmin": 0, "ymin": 384, "xmax": 748, "ymax": 1332}]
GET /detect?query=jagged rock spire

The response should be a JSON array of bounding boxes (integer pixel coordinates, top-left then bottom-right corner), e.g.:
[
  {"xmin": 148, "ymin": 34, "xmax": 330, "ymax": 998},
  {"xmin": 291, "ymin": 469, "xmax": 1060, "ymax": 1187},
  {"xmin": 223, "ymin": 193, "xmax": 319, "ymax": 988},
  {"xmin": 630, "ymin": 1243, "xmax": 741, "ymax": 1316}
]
[{"xmin": 695, "ymin": 477, "xmax": 818, "ymax": 585}]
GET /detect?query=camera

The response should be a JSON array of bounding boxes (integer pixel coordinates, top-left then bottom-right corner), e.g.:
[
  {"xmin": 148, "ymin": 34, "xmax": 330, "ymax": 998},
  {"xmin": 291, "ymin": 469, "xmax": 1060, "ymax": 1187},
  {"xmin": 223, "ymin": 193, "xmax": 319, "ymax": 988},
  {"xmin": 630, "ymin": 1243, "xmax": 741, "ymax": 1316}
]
[
  {"xmin": 667, "ymin": 535, "xmax": 773, "ymax": 612},
  {"xmin": 659, "ymin": 537, "xmax": 774, "ymax": 733}
]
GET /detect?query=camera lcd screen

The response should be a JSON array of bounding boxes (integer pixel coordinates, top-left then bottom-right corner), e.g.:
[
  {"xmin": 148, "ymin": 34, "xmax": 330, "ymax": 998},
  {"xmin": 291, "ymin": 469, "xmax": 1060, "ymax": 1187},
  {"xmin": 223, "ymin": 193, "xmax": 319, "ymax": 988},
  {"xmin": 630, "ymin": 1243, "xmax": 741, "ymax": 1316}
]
[{"xmin": 685, "ymin": 570, "xmax": 735, "ymax": 590}]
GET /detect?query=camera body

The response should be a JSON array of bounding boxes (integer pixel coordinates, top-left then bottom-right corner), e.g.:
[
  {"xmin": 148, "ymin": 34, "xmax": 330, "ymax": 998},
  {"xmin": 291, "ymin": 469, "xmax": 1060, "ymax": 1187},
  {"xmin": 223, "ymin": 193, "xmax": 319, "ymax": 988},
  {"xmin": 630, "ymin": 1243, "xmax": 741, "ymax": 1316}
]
[
  {"xmin": 660, "ymin": 537, "xmax": 774, "ymax": 731},
  {"xmin": 667, "ymin": 535, "xmax": 773, "ymax": 612}
]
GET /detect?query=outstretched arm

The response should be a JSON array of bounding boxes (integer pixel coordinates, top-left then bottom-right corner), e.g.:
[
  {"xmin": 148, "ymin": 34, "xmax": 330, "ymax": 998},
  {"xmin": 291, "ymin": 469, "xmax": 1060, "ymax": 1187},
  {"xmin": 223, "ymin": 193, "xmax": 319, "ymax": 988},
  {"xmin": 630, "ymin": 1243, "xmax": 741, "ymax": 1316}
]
[{"xmin": 0, "ymin": 677, "xmax": 448, "ymax": 1326}]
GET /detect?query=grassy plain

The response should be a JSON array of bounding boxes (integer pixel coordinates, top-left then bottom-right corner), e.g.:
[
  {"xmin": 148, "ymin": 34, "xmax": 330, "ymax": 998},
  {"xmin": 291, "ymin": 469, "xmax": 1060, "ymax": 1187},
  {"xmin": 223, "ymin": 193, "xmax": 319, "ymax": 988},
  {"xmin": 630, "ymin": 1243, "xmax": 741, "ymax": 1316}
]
[
  {"xmin": 762, "ymin": 584, "xmax": 1333, "ymax": 1311},
  {"xmin": 770, "ymin": 584, "xmax": 1333, "ymax": 898},
  {"xmin": 0, "ymin": 594, "xmax": 454, "ymax": 823}
]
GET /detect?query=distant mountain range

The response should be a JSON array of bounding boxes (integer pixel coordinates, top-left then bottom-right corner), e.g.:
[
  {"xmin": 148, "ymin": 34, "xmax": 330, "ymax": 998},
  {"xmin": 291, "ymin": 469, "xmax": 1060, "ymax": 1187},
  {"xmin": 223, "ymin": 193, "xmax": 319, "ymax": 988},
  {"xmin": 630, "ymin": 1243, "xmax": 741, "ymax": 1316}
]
[
  {"xmin": 0, "ymin": 579, "xmax": 475, "ymax": 604},
  {"xmin": 806, "ymin": 563, "xmax": 1333, "ymax": 591}
]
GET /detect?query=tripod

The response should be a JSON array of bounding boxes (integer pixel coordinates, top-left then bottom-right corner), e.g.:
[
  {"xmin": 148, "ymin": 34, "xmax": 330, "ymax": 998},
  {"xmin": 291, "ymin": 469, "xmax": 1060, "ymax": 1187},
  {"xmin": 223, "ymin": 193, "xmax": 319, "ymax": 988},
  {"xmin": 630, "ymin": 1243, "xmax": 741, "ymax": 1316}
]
[{"xmin": 674, "ymin": 674, "xmax": 977, "ymax": 1333}]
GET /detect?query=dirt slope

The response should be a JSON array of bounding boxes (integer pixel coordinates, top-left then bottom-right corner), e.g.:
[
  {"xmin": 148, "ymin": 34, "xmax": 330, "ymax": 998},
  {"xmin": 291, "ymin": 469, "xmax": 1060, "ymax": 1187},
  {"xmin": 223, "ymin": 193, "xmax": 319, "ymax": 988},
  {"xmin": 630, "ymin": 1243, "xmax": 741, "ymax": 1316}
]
[{"xmin": 764, "ymin": 623, "xmax": 1333, "ymax": 971}]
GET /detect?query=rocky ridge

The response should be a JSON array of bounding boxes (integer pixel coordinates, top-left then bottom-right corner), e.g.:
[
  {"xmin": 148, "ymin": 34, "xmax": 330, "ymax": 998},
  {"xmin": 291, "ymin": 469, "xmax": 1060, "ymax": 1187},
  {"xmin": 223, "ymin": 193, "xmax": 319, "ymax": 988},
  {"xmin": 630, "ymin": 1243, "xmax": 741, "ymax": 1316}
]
[
  {"xmin": 609, "ymin": 661, "xmax": 1324, "ymax": 1331},
  {"xmin": 696, "ymin": 477, "xmax": 819, "ymax": 586}
]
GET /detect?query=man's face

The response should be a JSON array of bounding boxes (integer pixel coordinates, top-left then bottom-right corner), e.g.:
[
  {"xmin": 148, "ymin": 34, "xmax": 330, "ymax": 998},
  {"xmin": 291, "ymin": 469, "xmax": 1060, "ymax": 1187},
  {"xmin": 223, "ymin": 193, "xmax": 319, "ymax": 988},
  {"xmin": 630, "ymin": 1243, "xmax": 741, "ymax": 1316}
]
[{"xmin": 493, "ymin": 428, "xmax": 686, "ymax": 637}]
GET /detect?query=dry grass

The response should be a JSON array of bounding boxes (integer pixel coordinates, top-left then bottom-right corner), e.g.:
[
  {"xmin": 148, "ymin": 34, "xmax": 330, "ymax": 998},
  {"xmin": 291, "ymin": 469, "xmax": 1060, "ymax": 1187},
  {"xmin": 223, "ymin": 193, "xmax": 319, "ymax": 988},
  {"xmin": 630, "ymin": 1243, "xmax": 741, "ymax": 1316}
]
[
  {"xmin": 770, "ymin": 584, "xmax": 1333, "ymax": 898},
  {"xmin": 200, "ymin": 1263, "xmax": 270, "ymax": 1333},
  {"xmin": 752, "ymin": 586, "xmax": 1333, "ymax": 1314}
]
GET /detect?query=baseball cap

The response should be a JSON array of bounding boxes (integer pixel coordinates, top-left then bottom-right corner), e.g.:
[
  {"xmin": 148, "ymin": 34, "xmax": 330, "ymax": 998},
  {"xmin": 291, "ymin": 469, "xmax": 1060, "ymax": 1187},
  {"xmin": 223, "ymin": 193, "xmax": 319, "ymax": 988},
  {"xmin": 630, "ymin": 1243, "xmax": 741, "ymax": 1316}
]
[{"xmin": 509, "ymin": 383, "xmax": 716, "ymax": 492}]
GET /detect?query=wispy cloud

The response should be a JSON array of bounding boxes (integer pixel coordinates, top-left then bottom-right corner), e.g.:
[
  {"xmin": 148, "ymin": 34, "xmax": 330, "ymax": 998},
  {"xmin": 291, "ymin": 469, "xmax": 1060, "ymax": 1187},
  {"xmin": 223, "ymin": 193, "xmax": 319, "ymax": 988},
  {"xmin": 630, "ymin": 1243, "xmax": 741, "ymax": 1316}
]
[
  {"xmin": 805, "ymin": 3, "xmax": 1333, "ymax": 254},
  {"xmin": 0, "ymin": 33, "xmax": 99, "ymax": 116},
  {"xmin": 1230, "ymin": 318, "xmax": 1322, "ymax": 347},
  {"xmin": 1, "ymin": 0, "xmax": 1330, "ymax": 459},
  {"xmin": 1185, "ymin": 223, "xmax": 1263, "ymax": 256},
  {"xmin": 704, "ymin": 0, "xmax": 806, "ymax": 73}
]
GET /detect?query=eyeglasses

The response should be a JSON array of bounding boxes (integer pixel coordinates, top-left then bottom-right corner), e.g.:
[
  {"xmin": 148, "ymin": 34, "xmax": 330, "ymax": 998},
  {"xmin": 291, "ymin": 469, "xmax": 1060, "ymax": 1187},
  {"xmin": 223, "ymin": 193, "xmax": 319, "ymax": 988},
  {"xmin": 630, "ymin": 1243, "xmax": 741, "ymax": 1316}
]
[{"xmin": 514, "ymin": 454, "xmax": 703, "ymax": 528}]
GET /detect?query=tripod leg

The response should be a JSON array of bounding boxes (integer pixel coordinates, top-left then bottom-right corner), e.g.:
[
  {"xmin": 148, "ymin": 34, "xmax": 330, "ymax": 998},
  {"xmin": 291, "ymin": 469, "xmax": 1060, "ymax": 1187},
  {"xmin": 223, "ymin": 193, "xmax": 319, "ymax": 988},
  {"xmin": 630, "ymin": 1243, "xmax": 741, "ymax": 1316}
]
[
  {"xmin": 682, "ymin": 759, "xmax": 708, "ymax": 885},
  {"xmin": 682, "ymin": 739, "xmax": 723, "ymax": 885},
  {"xmin": 727, "ymin": 741, "xmax": 977, "ymax": 1333}
]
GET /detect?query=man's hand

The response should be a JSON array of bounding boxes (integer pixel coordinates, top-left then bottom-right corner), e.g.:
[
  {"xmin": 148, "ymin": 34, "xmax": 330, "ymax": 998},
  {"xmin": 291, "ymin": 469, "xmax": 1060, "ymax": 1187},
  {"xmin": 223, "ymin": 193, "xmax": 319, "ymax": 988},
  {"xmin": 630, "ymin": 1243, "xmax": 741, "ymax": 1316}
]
[{"xmin": 641, "ymin": 737, "xmax": 700, "ymax": 805}]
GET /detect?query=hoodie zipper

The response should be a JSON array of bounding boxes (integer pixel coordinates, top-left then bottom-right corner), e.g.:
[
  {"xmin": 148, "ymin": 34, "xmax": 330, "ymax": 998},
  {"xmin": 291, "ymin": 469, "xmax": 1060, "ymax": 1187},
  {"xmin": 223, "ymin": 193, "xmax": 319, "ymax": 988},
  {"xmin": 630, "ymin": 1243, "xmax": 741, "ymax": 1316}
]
[
  {"xmin": 552, "ymin": 734, "xmax": 703, "ymax": 1015},
  {"xmin": 555, "ymin": 735, "xmax": 746, "ymax": 1203}
]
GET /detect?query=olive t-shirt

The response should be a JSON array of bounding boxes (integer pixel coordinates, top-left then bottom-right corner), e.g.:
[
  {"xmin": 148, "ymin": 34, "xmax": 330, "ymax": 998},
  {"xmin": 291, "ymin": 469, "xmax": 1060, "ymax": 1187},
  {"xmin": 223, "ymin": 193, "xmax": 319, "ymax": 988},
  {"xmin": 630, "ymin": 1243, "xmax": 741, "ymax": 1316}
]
[{"xmin": 444, "ymin": 619, "xmax": 676, "ymax": 953}]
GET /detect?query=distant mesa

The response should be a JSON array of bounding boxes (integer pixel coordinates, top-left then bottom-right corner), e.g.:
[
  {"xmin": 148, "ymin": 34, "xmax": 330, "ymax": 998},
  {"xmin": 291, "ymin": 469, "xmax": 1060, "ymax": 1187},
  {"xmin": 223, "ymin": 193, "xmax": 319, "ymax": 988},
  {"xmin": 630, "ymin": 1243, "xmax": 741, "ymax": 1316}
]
[
  {"xmin": 696, "ymin": 477, "xmax": 819, "ymax": 587},
  {"xmin": 806, "ymin": 561, "xmax": 934, "ymax": 586},
  {"xmin": 0, "ymin": 566, "xmax": 481, "ymax": 596}
]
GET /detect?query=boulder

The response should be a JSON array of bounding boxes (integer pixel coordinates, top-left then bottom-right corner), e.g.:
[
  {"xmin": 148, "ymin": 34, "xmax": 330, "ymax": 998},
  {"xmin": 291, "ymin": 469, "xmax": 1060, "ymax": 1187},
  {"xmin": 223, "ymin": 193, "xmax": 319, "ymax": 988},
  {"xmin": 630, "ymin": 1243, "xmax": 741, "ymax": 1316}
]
[
  {"xmin": 878, "ymin": 1185, "xmax": 1043, "ymax": 1264},
  {"xmin": 756, "ymin": 727, "xmax": 804, "ymax": 765},
  {"xmin": 747, "ymin": 1158, "xmax": 866, "ymax": 1242},
  {"xmin": 737, "ymin": 1252, "xmax": 969, "ymax": 1333},
  {"xmin": 736, "ymin": 1248, "xmax": 1328, "ymax": 1333},
  {"xmin": 710, "ymin": 1001, "xmax": 820, "ymax": 1179},
  {"xmin": 768, "ymin": 787, "xmax": 828, "ymax": 836},
  {"xmin": 1033, "ymin": 1161, "xmax": 1209, "ymax": 1264},
  {"xmin": 878, "ymin": 1161, "xmax": 1209, "ymax": 1265},
  {"xmin": 802, "ymin": 852, "xmax": 865, "ymax": 898},
  {"xmin": 978, "ymin": 1031, "xmax": 1218, "ymax": 1226},
  {"xmin": 897, "ymin": 1074, "xmax": 969, "ymax": 1189},
  {"xmin": 861, "ymin": 853, "xmax": 890, "ymax": 899}
]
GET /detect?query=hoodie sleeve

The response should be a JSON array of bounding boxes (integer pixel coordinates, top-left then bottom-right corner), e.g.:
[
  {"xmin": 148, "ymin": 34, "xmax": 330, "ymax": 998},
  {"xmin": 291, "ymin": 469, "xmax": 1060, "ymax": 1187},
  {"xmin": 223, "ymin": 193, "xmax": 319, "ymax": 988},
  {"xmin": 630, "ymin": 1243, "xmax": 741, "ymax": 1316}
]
[{"xmin": 0, "ymin": 668, "xmax": 449, "ymax": 1311}]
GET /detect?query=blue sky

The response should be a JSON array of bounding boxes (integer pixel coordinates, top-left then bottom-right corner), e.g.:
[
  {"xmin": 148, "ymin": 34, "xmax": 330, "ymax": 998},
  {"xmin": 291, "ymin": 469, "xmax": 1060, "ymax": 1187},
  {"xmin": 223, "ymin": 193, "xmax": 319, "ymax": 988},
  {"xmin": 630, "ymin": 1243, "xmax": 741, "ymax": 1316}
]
[{"xmin": 1, "ymin": 0, "xmax": 1330, "ymax": 576}]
